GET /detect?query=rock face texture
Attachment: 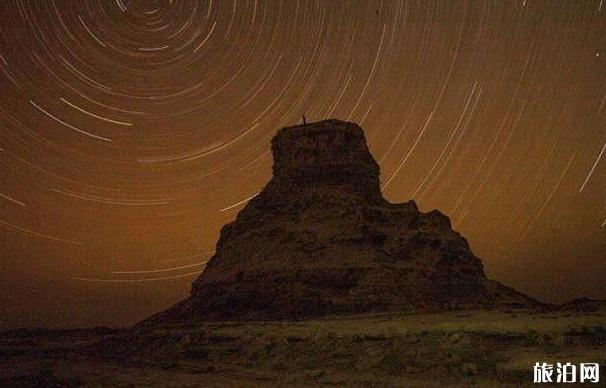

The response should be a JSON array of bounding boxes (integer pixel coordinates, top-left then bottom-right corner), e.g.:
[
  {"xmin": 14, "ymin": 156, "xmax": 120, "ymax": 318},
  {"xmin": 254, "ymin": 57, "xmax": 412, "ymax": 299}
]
[{"xmin": 147, "ymin": 120, "xmax": 537, "ymax": 323}]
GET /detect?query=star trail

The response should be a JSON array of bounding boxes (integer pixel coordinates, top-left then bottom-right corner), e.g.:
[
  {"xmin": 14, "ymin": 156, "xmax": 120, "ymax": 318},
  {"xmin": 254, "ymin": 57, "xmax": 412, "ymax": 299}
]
[{"xmin": 0, "ymin": 0, "xmax": 605, "ymax": 328}]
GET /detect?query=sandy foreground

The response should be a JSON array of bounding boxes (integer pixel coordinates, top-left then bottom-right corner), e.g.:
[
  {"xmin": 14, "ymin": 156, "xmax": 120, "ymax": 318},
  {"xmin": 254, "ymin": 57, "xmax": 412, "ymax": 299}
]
[{"xmin": 1, "ymin": 307, "xmax": 604, "ymax": 387}]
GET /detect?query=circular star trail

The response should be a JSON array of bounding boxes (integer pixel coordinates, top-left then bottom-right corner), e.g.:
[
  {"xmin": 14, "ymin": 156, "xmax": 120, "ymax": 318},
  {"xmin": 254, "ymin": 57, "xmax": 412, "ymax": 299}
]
[{"xmin": 0, "ymin": 0, "xmax": 605, "ymax": 328}]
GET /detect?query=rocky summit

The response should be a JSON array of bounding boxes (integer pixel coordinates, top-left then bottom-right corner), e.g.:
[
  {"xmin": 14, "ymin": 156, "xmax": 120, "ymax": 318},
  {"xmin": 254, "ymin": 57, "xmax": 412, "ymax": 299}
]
[{"xmin": 146, "ymin": 119, "xmax": 537, "ymax": 324}]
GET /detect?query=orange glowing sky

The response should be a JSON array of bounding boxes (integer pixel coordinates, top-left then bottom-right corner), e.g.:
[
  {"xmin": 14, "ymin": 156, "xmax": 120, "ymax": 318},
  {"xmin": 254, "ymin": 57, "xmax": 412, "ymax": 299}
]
[{"xmin": 0, "ymin": 0, "xmax": 605, "ymax": 328}]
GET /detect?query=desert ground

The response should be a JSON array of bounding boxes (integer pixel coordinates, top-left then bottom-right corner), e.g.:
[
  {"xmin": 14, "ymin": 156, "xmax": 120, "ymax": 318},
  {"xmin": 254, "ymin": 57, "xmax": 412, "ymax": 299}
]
[{"xmin": 1, "ymin": 305, "xmax": 604, "ymax": 387}]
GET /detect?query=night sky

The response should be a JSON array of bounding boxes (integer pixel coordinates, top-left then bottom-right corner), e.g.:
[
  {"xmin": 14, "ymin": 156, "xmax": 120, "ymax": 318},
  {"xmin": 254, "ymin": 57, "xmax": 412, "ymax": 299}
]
[{"xmin": 0, "ymin": 0, "xmax": 605, "ymax": 329}]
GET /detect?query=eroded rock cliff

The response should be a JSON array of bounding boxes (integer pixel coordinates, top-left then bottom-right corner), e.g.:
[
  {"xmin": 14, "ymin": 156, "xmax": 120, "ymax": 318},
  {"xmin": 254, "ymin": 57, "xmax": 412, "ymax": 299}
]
[{"xmin": 146, "ymin": 120, "xmax": 537, "ymax": 323}]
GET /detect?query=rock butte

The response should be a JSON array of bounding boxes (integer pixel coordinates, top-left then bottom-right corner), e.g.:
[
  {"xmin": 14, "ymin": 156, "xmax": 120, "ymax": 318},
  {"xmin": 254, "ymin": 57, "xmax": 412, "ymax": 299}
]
[{"xmin": 144, "ymin": 119, "xmax": 538, "ymax": 324}]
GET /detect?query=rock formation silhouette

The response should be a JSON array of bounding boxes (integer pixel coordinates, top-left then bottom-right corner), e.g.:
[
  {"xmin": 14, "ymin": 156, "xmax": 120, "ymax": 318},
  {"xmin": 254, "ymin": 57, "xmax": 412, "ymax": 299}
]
[{"xmin": 146, "ymin": 119, "xmax": 537, "ymax": 324}]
